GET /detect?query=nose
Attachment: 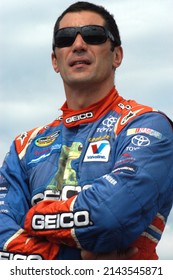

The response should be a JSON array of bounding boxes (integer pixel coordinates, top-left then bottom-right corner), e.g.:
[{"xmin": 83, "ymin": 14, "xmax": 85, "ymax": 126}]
[{"xmin": 72, "ymin": 33, "xmax": 87, "ymax": 52}]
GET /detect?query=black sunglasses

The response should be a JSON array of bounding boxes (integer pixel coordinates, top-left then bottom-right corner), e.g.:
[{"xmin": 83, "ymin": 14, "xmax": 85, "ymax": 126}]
[{"xmin": 53, "ymin": 25, "xmax": 115, "ymax": 48}]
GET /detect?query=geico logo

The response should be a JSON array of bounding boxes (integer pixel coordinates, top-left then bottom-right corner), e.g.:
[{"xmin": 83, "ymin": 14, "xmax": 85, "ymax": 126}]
[
  {"xmin": 31, "ymin": 190, "xmax": 61, "ymax": 205},
  {"xmin": 31, "ymin": 192, "xmax": 44, "ymax": 205},
  {"xmin": 32, "ymin": 210, "xmax": 90, "ymax": 230},
  {"xmin": 31, "ymin": 185, "xmax": 92, "ymax": 205},
  {"xmin": 66, "ymin": 112, "xmax": 93, "ymax": 123},
  {"xmin": 0, "ymin": 251, "xmax": 42, "ymax": 260},
  {"xmin": 61, "ymin": 185, "xmax": 91, "ymax": 200}
]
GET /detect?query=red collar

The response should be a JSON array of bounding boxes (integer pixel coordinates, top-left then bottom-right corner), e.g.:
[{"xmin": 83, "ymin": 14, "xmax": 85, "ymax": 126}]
[{"xmin": 61, "ymin": 87, "xmax": 121, "ymax": 128}]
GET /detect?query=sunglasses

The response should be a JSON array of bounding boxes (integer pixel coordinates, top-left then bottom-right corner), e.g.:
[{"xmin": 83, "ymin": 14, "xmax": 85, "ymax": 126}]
[{"xmin": 53, "ymin": 25, "xmax": 115, "ymax": 48}]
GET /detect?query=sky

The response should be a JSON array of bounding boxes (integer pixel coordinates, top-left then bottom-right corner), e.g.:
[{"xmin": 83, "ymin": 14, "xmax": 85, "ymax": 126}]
[{"xmin": 0, "ymin": 0, "xmax": 173, "ymax": 259}]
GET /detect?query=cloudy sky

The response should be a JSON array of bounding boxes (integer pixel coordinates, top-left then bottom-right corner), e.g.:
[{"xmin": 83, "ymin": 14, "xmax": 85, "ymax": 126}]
[{"xmin": 0, "ymin": 0, "xmax": 173, "ymax": 259}]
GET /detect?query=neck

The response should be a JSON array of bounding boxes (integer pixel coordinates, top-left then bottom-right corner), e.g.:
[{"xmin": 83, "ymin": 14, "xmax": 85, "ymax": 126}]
[
  {"xmin": 61, "ymin": 87, "xmax": 119, "ymax": 128},
  {"xmin": 64, "ymin": 82, "xmax": 115, "ymax": 110}
]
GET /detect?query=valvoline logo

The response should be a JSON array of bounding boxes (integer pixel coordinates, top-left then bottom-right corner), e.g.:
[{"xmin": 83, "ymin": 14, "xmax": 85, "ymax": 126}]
[
  {"xmin": 84, "ymin": 140, "xmax": 110, "ymax": 162},
  {"xmin": 91, "ymin": 143, "xmax": 108, "ymax": 154}
]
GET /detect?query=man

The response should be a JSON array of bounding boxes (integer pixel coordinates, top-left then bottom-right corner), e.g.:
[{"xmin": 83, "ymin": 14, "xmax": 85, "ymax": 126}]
[{"xmin": 0, "ymin": 1, "xmax": 173, "ymax": 260}]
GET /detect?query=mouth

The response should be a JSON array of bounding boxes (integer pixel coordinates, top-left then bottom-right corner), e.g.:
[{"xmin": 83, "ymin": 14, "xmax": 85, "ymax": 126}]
[{"xmin": 69, "ymin": 59, "xmax": 91, "ymax": 67}]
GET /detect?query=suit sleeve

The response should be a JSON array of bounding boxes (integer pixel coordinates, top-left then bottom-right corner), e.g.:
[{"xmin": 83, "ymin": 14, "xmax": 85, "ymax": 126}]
[
  {"xmin": 24, "ymin": 113, "xmax": 173, "ymax": 253},
  {"xmin": 0, "ymin": 142, "xmax": 60, "ymax": 260}
]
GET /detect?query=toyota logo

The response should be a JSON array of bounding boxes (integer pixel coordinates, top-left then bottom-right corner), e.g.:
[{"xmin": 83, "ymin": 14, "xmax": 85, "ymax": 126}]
[
  {"xmin": 131, "ymin": 135, "xmax": 150, "ymax": 146},
  {"xmin": 102, "ymin": 116, "xmax": 117, "ymax": 128}
]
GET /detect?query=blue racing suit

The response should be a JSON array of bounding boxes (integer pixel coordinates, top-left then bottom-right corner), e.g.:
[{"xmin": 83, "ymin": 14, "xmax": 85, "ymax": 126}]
[{"xmin": 0, "ymin": 87, "xmax": 173, "ymax": 260}]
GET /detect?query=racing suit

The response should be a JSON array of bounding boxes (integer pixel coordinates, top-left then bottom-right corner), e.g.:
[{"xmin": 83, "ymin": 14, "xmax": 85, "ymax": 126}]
[{"xmin": 0, "ymin": 87, "xmax": 173, "ymax": 260}]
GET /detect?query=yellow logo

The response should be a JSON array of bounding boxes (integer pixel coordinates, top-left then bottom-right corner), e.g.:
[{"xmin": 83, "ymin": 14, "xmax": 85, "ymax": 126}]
[{"xmin": 35, "ymin": 130, "xmax": 60, "ymax": 147}]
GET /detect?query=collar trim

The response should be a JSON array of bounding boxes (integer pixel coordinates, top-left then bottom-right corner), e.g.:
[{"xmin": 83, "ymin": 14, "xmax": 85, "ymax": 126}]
[{"xmin": 61, "ymin": 87, "xmax": 120, "ymax": 127}]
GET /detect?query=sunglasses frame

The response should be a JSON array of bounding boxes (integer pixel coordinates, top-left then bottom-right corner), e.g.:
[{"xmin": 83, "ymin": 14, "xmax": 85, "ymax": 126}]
[{"xmin": 53, "ymin": 25, "xmax": 115, "ymax": 49}]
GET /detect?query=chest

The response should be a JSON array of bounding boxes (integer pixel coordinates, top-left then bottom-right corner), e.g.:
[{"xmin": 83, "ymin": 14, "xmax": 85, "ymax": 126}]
[{"xmin": 26, "ymin": 113, "xmax": 118, "ymax": 204}]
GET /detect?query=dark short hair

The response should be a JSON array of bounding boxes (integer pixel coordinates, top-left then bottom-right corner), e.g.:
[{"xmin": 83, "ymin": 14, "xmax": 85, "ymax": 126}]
[{"xmin": 53, "ymin": 1, "xmax": 121, "ymax": 49}]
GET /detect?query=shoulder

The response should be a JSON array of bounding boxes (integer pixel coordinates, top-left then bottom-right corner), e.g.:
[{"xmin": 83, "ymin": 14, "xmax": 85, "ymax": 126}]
[
  {"xmin": 114, "ymin": 97, "xmax": 173, "ymax": 136},
  {"xmin": 15, "ymin": 118, "xmax": 62, "ymax": 159}
]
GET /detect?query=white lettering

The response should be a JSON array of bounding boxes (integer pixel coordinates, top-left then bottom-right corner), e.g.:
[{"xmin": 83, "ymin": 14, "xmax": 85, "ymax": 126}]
[
  {"xmin": 0, "ymin": 251, "xmax": 42, "ymax": 260},
  {"xmin": 32, "ymin": 185, "xmax": 92, "ymax": 205},
  {"xmin": 66, "ymin": 112, "xmax": 93, "ymax": 123},
  {"xmin": 103, "ymin": 174, "xmax": 117, "ymax": 185},
  {"xmin": 60, "ymin": 212, "xmax": 73, "ymax": 228},
  {"xmin": 32, "ymin": 211, "xmax": 91, "ymax": 230}
]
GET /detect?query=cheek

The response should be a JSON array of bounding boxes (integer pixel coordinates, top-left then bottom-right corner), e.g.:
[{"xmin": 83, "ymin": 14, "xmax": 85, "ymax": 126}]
[
  {"xmin": 55, "ymin": 54, "xmax": 67, "ymax": 74},
  {"xmin": 97, "ymin": 52, "xmax": 113, "ymax": 72},
  {"xmin": 55, "ymin": 49, "xmax": 67, "ymax": 64},
  {"xmin": 96, "ymin": 46, "xmax": 114, "ymax": 65}
]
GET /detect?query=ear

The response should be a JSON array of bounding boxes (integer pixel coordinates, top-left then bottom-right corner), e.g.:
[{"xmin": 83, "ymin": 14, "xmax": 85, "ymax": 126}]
[
  {"xmin": 112, "ymin": 46, "xmax": 123, "ymax": 69},
  {"xmin": 51, "ymin": 52, "xmax": 60, "ymax": 73}
]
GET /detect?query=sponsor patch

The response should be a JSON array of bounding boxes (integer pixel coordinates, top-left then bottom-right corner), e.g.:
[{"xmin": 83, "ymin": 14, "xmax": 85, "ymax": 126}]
[
  {"xmin": 120, "ymin": 109, "xmax": 143, "ymax": 125},
  {"xmin": 84, "ymin": 140, "xmax": 110, "ymax": 162},
  {"xmin": 0, "ymin": 251, "xmax": 42, "ymax": 260},
  {"xmin": 17, "ymin": 132, "xmax": 28, "ymax": 146},
  {"xmin": 35, "ymin": 130, "xmax": 60, "ymax": 147},
  {"xmin": 28, "ymin": 144, "xmax": 61, "ymax": 165},
  {"xmin": 103, "ymin": 174, "xmax": 117, "ymax": 185},
  {"xmin": 97, "ymin": 116, "xmax": 117, "ymax": 133},
  {"xmin": 32, "ymin": 210, "xmax": 91, "ymax": 230},
  {"xmin": 0, "ymin": 175, "xmax": 9, "ymax": 195},
  {"xmin": 131, "ymin": 135, "xmax": 150, "ymax": 146},
  {"xmin": 113, "ymin": 164, "xmax": 137, "ymax": 174},
  {"xmin": 65, "ymin": 112, "xmax": 93, "ymax": 124},
  {"xmin": 88, "ymin": 134, "xmax": 110, "ymax": 142},
  {"xmin": 31, "ymin": 184, "xmax": 92, "ymax": 205},
  {"xmin": 127, "ymin": 128, "xmax": 162, "ymax": 139},
  {"xmin": 118, "ymin": 103, "xmax": 132, "ymax": 110}
]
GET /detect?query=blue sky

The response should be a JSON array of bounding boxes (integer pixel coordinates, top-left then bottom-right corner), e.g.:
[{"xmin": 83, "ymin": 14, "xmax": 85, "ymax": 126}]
[{"xmin": 0, "ymin": 0, "xmax": 173, "ymax": 259}]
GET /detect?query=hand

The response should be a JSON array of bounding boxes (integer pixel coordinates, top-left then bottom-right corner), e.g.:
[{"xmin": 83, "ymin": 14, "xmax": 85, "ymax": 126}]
[
  {"xmin": 6, "ymin": 229, "xmax": 60, "ymax": 260},
  {"xmin": 81, "ymin": 247, "xmax": 138, "ymax": 260}
]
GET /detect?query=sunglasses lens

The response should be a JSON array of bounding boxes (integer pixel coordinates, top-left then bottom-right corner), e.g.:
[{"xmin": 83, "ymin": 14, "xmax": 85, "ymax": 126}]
[
  {"xmin": 83, "ymin": 26, "xmax": 107, "ymax": 44},
  {"xmin": 54, "ymin": 25, "xmax": 110, "ymax": 48},
  {"xmin": 54, "ymin": 28, "xmax": 76, "ymax": 48}
]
